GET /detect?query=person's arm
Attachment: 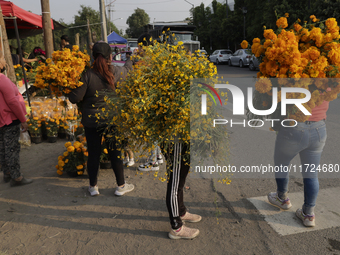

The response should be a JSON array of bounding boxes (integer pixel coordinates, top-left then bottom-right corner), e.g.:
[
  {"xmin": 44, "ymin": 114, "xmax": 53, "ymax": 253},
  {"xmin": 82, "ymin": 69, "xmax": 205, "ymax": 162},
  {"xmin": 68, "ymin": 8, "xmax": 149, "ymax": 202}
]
[
  {"xmin": 68, "ymin": 72, "xmax": 89, "ymax": 104},
  {"xmin": 0, "ymin": 75, "xmax": 27, "ymax": 123},
  {"xmin": 22, "ymin": 58, "xmax": 38, "ymax": 63}
]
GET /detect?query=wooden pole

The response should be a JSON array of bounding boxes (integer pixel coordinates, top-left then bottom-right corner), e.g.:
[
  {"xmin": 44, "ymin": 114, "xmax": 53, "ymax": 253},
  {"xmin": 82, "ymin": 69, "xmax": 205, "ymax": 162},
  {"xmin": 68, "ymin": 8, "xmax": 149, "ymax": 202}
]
[
  {"xmin": 75, "ymin": 33, "xmax": 79, "ymax": 46},
  {"xmin": 0, "ymin": 6, "xmax": 16, "ymax": 83},
  {"xmin": 87, "ymin": 19, "xmax": 93, "ymax": 44},
  {"xmin": 99, "ymin": 0, "xmax": 108, "ymax": 42},
  {"xmin": 41, "ymin": 0, "xmax": 54, "ymax": 58}
]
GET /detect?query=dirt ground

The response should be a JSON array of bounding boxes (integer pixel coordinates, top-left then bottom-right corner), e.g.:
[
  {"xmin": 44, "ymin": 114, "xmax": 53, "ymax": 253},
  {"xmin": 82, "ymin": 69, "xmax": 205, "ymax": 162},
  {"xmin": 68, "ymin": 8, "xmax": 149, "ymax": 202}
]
[{"xmin": 0, "ymin": 140, "xmax": 339, "ymax": 255}]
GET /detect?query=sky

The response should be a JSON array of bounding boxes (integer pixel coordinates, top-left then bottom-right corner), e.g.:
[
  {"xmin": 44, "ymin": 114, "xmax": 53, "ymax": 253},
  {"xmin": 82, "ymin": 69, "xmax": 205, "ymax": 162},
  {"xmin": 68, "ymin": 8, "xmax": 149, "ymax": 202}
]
[{"xmin": 13, "ymin": 0, "xmax": 215, "ymax": 34}]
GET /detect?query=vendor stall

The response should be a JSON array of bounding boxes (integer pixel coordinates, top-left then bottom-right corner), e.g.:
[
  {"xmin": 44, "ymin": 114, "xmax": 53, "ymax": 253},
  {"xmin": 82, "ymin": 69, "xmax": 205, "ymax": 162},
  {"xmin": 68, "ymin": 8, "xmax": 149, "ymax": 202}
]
[{"xmin": 107, "ymin": 31, "xmax": 127, "ymax": 49}]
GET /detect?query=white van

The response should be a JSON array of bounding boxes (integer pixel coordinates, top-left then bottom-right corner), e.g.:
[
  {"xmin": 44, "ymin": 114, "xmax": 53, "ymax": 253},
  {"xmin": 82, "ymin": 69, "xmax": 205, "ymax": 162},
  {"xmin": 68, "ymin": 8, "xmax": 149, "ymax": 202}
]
[{"xmin": 127, "ymin": 38, "xmax": 138, "ymax": 53}]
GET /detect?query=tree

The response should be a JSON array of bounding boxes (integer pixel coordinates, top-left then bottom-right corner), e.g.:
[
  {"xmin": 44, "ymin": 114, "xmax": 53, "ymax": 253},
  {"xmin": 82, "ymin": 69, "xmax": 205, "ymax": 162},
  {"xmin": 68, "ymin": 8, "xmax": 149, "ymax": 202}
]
[
  {"xmin": 126, "ymin": 8, "xmax": 150, "ymax": 38},
  {"xmin": 71, "ymin": 5, "xmax": 119, "ymax": 44},
  {"xmin": 313, "ymin": 0, "xmax": 340, "ymax": 22}
]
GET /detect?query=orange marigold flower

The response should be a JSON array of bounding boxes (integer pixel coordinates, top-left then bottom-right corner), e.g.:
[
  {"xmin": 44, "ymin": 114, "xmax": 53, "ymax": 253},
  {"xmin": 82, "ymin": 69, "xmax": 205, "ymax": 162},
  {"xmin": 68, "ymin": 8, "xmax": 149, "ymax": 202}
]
[
  {"xmin": 255, "ymin": 78, "xmax": 272, "ymax": 94},
  {"xmin": 252, "ymin": 38, "xmax": 261, "ymax": 44},
  {"xmin": 276, "ymin": 17, "xmax": 288, "ymax": 29},
  {"xmin": 310, "ymin": 15, "xmax": 317, "ymax": 22},
  {"xmin": 241, "ymin": 40, "xmax": 248, "ymax": 49},
  {"xmin": 67, "ymin": 146, "xmax": 75, "ymax": 152}
]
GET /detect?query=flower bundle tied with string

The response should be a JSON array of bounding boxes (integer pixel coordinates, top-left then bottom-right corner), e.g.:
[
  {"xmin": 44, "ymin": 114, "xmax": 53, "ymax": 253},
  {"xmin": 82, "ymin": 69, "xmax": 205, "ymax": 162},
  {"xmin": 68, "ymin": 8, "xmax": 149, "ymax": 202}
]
[{"xmin": 97, "ymin": 39, "xmax": 230, "ymax": 183}]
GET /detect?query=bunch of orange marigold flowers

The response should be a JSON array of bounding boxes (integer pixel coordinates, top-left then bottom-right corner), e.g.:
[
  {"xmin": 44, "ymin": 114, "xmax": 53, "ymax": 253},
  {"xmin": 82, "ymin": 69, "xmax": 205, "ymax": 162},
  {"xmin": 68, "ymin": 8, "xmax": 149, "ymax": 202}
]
[{"xmin": 249, "ymin": 14, "xmax": 340, "ymax": 123}]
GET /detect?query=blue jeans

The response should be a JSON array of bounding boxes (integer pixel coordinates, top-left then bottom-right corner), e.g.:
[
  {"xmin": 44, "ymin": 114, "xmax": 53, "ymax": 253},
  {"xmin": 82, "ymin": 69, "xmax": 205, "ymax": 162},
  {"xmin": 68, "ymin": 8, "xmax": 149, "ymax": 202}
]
[{"xmin": 274, "ymin": 120, "xmax": 327, "ymax": 214}]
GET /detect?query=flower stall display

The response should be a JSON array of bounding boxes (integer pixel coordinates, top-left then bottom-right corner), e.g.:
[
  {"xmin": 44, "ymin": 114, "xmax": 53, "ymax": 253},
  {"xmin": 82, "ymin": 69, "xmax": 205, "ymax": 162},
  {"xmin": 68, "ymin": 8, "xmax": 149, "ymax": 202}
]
[
  {"xmin": 14, "ymin": 64, "xmax": 36, "ymax": 87},
  {"xmin": 45, "ymin": 116, "xmax": 59, "ymax": 142},
  {"xmin": 25, "ymin": 97, "xmax": 83, "ymax": 142},
  {"xmin": 248, "ymin": 14, "xmax": 340, "ymax": 124},
  {"xmin": 33, "ymin": 45, "xmax": 90, "ymax": 96},
  {"xmin": 27, "ymin": 116, "xmax": 42, "ymax": 143},
  {"xmin": 56, "ymin": 141, "xmax": 88, "ymax": 177}
]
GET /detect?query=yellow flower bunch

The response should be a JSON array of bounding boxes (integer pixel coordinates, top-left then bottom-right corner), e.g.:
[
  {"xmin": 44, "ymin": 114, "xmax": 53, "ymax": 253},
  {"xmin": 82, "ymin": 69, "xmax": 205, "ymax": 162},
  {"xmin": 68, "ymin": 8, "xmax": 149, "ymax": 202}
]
[
  {"xmin": 33, "ymin": 45, "xmax": 90, "ymax": 97},
  {"xmin": 56, "ymin": 141, "xmax": 88, "ymax": 176},
  {"xmin": 45, "ymin": 117, "xmax": 60, "ymax": 137},
  {"xmin": 250, "ymin": 15, "xmax": 340, "ymax": 123},
  {"xmin": 241, "ymin": 40, "xmax": 248, "ymax": 49},
  {"xmin": 99, "ymin": 40, "xmax": 230, "ymax": 183},
  {"xmin": 27, "ymin": 116, "xmax": 42, "ymax": 136},
  {"xmin": 99, "ymin": 41, "xmax": 217, "ymax": 154}
]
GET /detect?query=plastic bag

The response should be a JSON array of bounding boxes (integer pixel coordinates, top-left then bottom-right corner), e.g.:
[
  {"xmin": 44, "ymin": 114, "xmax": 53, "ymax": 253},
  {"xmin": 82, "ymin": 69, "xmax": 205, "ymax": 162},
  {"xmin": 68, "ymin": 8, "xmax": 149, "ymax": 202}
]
[{"xmin": 19, "ymin": 131, "xmax": 31, "ymax": 147}]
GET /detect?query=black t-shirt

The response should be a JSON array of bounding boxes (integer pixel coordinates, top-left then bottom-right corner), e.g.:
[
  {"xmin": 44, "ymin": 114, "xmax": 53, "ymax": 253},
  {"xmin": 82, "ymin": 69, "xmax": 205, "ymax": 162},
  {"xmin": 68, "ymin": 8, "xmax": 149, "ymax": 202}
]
[
  {"xmin": 11, "ymin": 54, "xmax": 19, "ymax": 65},
  {"xmin": 64, "ymin": 44, "xmax": 73, "ymax": 50}
]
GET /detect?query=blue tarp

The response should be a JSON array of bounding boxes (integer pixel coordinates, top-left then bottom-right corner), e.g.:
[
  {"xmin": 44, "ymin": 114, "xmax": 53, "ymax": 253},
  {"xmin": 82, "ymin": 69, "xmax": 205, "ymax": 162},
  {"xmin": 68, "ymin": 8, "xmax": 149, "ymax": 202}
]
[{"xmin": 107, "ymin": 31, "xmax": 127, "ymax": 44}]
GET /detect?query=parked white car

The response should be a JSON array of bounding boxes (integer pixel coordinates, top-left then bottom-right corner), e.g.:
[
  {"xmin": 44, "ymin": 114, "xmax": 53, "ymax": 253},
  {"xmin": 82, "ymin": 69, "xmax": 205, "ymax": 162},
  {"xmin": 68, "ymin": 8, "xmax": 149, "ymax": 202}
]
[
  {"xmin": 209, "ymin": 49, "xmax": 233, "ymax": 65},
  {"xmin": 228, "ymin": 49, "xmax": 252, "ymax": 67}
]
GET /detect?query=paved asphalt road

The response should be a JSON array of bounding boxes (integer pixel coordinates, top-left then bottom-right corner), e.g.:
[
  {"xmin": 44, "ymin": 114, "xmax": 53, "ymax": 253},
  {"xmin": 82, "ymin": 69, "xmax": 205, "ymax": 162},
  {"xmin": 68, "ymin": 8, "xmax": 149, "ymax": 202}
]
[{"xmin": 207, "ymin": 63, "xmax": 340, "ymax": 255}]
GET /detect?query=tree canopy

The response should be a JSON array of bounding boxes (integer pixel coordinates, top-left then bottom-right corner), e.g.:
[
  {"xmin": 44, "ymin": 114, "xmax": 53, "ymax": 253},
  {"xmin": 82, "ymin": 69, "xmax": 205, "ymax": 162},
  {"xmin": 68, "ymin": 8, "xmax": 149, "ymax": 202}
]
[
  {"xmin": 126, "ymin": 8, "xmax": 150, "ymax": 38},
  {"xmin": 190, "ymin": 0, "xmax": 340, "ymax": 54}
]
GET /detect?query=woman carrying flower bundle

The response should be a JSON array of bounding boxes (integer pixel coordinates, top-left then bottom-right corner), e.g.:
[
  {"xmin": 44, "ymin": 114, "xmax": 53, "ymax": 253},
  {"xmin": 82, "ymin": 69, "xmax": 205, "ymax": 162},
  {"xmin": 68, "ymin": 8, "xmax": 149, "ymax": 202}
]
[
  {"xmin": 268, "ymin": 101, "xmax": 329, "ymax": 227},
  {"xmin": 0, "ymin": 61, "xmax": 33, "ymax": 186},
  {"xmin": 136, "ymin": 33, "xmax": 202, "ymax": 240},
  {"xmin": 249, "ymin": 14, "xmax": 340, "ymax": 227},
  {"xmin": 68, "ymin": 41, "xmax": 134, "ymax": 197}
]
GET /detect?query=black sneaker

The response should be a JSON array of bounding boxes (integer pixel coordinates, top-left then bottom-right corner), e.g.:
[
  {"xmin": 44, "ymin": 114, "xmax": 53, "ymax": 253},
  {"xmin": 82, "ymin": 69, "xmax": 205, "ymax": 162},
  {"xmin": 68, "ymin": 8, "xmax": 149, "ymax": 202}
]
[
  {"xmin": 138, "ymin": 162, "xmax": 159, "ymax": 171},
  {"xmin": 10, "ymin": 177, "xmax": 33, "ymax": 187}
]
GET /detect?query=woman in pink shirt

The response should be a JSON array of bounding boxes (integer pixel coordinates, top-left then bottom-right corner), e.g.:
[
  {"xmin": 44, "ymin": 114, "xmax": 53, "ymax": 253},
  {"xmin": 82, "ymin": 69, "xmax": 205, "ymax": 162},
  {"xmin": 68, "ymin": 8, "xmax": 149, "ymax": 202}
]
[{"xmin": 0, "ymin": 71, "xmax": 33, "ymax": 186}]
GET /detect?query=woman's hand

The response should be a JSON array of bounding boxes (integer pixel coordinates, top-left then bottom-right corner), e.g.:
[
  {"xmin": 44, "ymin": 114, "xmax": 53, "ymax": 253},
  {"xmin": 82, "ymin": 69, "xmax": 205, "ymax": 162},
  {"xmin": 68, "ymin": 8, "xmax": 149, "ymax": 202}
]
[{"xmin": 21, "ymin": 122, "xmax": 28, "ymax": 132}]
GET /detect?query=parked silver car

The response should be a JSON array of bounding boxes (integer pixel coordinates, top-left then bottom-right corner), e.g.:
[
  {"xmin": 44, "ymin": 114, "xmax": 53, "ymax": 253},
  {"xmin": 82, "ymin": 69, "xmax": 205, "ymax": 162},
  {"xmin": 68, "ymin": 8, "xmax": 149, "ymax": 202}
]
[
  {"xmin": 249, "ymin": 55, "xmax": 260, "ymax": 71},
  {"xmin": 228, "ymin": 49, "xmax": 252, "ymax": 67},
  {"xmin": 209, "ymin": 49, "xmax": 233, "ymax": 65}
]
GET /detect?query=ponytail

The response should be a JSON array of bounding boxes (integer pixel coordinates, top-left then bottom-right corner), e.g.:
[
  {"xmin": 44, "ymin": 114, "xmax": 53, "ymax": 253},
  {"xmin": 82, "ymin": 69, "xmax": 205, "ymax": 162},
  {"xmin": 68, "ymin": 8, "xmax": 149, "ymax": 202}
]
[{"xmin": 93, "ymin": 55, "xmax": 115, "ymax": 89}]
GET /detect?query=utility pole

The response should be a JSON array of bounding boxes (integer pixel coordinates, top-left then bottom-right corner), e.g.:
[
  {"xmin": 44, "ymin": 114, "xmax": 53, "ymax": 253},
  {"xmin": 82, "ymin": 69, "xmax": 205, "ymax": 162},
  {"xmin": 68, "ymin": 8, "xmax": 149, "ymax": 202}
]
[
  {"xmin": 75, "ymin": 33, "xmax": 80, "ymax": 46},
  {"xmin": 87, "ymin": 19, "xmax": 92, "ymax": 45},
  {"xmin": 41, "ymin": 0, "xmax": 54, "ymax": 58},
  {"xmin": 226, "ymin": 0, "xmax": 230, "ymax": 49},
  {"xmin": 0, "ymin": 6, "xmax": 16, "ymax": 83},
  {"xmin": 99, "ymin": 0, "xmax": 108, "ymax": 42}
]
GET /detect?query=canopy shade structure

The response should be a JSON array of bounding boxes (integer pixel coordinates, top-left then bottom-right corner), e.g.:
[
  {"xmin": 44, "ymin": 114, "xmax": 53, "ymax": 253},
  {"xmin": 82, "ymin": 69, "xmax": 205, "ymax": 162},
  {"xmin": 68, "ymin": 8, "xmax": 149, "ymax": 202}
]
[
  {"xmin": 107, "ymin": 31, "xmax": 127, "ymax": 47},
  {"xmin": 0, "ymin": 0, "xmax": 65, "ymax": 39}
]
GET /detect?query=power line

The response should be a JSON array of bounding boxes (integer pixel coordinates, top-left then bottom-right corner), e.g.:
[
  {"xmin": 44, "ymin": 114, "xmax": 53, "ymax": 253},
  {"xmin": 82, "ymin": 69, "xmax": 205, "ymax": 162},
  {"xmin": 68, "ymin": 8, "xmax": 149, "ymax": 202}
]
[
  {"xmin": 114, "ymin": 0, "xmax": 175, "ymax": 4},
  {"xmin": 114, "ymin": 10, "xmax": 189, "ymax": 12}
]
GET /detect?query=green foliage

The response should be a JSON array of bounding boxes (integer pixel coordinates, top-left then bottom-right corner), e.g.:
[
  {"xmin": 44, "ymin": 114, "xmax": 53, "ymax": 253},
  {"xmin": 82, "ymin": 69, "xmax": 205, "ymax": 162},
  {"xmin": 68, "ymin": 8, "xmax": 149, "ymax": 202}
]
[
  {"xmin": 313, "ymin": 0, "xmax": 340, "ymax": 21},
  {"xmin": 126, "ymin": 8, "xmax": 150, "ymax": 38},
  {"xmin": 11, "ymin": 5, "xmax": 121, "ymax": 53},
  {"xmin": 190, "ymin": 0, "xmax": 339, "ymax": 53}
]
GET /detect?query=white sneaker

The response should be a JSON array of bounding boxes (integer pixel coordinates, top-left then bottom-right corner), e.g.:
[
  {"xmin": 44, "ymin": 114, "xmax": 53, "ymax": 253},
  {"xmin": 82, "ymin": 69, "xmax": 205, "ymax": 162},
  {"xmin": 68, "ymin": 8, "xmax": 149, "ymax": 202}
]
[
  {"xmin": 88, "ymin": 186, "xmax": 100, "ymax": 196},
  {"xmin": 138, "ymin": 162, "xmax": 159, "ymax": 171},
  {"xmin": 114, "ymin": 183, "xmax": 135, "ymax": 196},
  {"xmin": 267, "ymin": 192, "xmax": 292, "ymax": 210},
  {"xmin": 123, "ymin": 156, "xmax": 129, "ymax": 165},
  {"xmin": 126, "ymin": 158, "xmax": 135, "ymax": 167},
  {"xmin": 157, "ymin": 155, "xmax": 163, "ymax": 164},
  {"xmin": 296, "ymin": 208, "xmax": 315, "ymax": 227}
]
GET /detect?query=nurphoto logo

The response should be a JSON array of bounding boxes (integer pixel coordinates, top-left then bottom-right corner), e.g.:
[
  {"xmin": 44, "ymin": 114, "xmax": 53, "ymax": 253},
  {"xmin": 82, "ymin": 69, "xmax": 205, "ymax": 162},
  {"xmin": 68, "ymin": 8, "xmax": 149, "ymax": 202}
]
[{"xmin": 200, "ymin": 83, "xmax": 312, "ymax": 128}]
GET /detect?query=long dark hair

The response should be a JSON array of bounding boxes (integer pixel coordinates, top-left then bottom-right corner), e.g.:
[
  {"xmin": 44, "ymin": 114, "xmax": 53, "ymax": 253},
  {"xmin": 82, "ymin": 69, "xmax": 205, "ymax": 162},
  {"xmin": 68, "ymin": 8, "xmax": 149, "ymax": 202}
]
[{"xmin": 93, "ymin": 54, "xmax": 115, "ymax": 89}]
